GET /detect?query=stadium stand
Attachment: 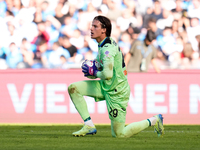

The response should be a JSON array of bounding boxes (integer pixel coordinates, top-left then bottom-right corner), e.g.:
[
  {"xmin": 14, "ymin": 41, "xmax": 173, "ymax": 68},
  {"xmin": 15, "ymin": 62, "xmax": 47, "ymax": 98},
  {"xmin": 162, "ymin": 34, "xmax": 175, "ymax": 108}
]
[{"xmin": 0, "ymin": 0, "xmax": 199, "ymax": 70}]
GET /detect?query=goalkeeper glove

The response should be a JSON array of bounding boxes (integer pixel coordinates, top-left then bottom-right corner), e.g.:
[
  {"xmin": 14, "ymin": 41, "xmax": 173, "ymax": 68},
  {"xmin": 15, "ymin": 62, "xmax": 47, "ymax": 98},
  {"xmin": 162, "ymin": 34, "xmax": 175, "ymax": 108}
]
[{"xmin": 81, "ymin": 60, "xmax": 99, "ymax": 77}]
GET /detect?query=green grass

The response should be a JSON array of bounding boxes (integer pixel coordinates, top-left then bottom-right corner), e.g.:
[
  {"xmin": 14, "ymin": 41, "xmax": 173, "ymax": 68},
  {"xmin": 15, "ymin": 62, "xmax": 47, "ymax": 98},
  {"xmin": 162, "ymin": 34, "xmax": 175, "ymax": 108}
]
[{"xmin": 0, "ymin": 125, "xmax": 199, "ymax": 150}]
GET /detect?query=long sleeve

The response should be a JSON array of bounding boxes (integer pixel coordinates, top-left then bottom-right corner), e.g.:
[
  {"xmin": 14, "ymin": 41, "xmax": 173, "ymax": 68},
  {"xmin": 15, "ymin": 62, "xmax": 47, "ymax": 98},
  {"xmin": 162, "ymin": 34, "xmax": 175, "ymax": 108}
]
[{"xmin": 96, "ymin": 57, "xmax": 114, "ymax": 80}]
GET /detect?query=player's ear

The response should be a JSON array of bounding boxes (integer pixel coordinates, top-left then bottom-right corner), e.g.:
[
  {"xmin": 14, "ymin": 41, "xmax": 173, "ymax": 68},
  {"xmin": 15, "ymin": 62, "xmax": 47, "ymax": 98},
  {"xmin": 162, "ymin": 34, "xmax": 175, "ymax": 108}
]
[{"xmin": 102, "ymin": 28, "xmax": 106, "ymax": 34}]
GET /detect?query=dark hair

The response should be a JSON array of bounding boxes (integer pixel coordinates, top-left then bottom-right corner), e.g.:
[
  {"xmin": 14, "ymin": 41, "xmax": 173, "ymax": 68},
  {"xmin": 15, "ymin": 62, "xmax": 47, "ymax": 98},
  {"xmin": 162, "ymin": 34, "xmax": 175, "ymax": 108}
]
[
  {"xmin": 173, "ymin": 20, "xmax": 178, "ymax": 23},
  {"xmin": 10, "ymin": 42, "xmax": 16, "ymax": 46},
  {"xmin": 37, "ymin": 21, "xmax": 45, "ymax": 25},
  {"xmin": 145, "ymin": 30, "xmax": 156, "ymax": 42},
  {"xmin": 164, "ymin": 26, "xmax": 172, "ymax": 30},
  {"xmin": 62, "ymin": 35, "xmax": 69, "ymax": 40},
  {"xmin": 42, "ymin": 0, "xmax": 49, "ymax": 4},
  {"xmin": 148, "ymin": 17, "xmax": 157, "ymax": 24},
  {"xmin": 39, "ymin": 39, "xmax": 47, "ymax": 46},
  {"xmin": 6, "ymin": 9, "xmax": 14, "ymax": 16},
  {"xmin": 78, "ymin": 9, "xmax": 83, "ymax": 13},
  {"xmin": 53, "ymin": 41, "xmax": 60, "ymax": 46},
  {"xmin": 153, "ymin": 0, "xmax": 160, "ymax": 3},
  {"xmin": 183, "ymin": 43, "xmax": 193, "ymax": 59},
  {"xmin": 22, "ymin": 38, "xmax": 27, "ymax": 42},
  {"xmin": 60, "ymin": 55, "xmax": 66, "ymax": 59},
  {"xmin": 93, "ymin": 15, "xmax": 112, "ymax": 37},
  {"xmin": 133, "ymin": 27, "xmax": 141, "ymax": 34}
]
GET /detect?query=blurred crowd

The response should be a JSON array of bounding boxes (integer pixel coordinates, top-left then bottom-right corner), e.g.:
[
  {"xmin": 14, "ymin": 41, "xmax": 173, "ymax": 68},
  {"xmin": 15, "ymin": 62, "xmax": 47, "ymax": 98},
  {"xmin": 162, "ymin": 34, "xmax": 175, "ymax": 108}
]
[{"xmin": 0, "ymin": 0, "xmax": 200, "ymax": 69}]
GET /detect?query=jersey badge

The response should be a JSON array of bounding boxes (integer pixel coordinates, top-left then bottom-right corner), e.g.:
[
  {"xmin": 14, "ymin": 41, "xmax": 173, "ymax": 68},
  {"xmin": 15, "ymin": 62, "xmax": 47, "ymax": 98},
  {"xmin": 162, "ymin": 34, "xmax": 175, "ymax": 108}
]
[{"xmin": 105, "ymin": 51, "xmax": 111, "ymax": 58}]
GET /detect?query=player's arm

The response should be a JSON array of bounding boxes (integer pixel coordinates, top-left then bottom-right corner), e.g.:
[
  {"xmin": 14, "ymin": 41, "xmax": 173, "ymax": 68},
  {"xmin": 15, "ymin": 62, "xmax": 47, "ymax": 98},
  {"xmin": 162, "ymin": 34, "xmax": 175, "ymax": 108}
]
[
  {"xmin": 124, "ymin": 40, "xmax": 137, "ymax": 66},
  {"xmin": 151, "ymin": 58, "xmax": 160, "ymax": 73},
  {"xmin": 81, "ymin": 58, "xmax": 113, "ymax": 80},
  {"xmin": 124, "ymin": 53, "xmax": 131, "ymax": 67},
  {"xmin": 81, "ymin": 46, "xmax": 114, "ymax": 80},
  {"xmin": 96, "ymin": 56, "xmax": 114, "ymax": 80},
  {"xmin": 151, "ymin": 46, "xmax": 160, "ymax": 73},
  {"xmin": 96, "ymin": 46, "xmax": 114, "ymax": 80}
]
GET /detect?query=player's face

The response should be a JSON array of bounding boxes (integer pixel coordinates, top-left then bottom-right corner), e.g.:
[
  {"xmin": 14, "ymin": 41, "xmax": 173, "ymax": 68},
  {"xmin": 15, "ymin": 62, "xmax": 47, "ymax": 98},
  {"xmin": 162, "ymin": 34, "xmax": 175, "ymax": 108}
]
[{"xmin": 90, "ymin": 19, "xmax": 106, "ymax": 42}]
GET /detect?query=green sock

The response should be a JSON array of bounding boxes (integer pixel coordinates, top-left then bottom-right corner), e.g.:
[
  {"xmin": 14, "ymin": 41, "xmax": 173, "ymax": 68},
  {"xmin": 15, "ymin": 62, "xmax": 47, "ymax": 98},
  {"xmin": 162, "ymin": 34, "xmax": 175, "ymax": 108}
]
[
  {"xmin": 147, "ymin": 119, "xmax": 151, "ymax": 126},
  {"xmin": 69, "ymin": 89, "xmax": 90, "ymax": 121},
  {"xmin": 123, "ymin": 120, "xmax": 149, "ymax": 137},
  {"xmin": 84, "ymin": 117, "xmax": 91, "ymax": 122}
]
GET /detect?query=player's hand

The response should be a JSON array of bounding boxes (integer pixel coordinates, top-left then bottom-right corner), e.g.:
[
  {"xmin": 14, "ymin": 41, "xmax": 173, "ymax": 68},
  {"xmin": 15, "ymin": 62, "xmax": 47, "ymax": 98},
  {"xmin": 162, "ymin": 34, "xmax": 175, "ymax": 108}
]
[{"xmin": 81, "ymin": 60, "xmax": 98, "ymax": 77}]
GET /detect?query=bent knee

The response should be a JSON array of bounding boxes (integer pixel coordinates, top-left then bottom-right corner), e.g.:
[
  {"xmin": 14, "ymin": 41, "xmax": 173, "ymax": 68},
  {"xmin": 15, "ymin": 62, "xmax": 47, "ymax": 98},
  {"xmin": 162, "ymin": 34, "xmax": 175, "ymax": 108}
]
[
  {"xmin": 112, "ymin": 126, "xmax": 125, "ymax": 138},
  {"xmin": 68, "ymin": 84, "xmax": 78, "ymax": 95},
  {"xmin": 113, "ymin": 132, "xmax": 126, "ymax": 138},
  {"xmin": 111, "ymin": 121, "xmax": 126, "ymax": 138}
]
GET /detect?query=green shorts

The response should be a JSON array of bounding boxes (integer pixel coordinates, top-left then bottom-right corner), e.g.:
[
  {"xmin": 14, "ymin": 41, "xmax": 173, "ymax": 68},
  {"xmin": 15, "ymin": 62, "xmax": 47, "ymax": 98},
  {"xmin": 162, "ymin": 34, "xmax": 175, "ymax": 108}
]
[
  {"xmin": 94, "ymin": 80, "xmax": 130, "ymax": 123},
  {"xmin": 70, "ymin": 80, "xmax": 130, "ymax": 123},
  {"xmin": 103, "ymin": 87, "xmax": 130, "ymax": 123}
]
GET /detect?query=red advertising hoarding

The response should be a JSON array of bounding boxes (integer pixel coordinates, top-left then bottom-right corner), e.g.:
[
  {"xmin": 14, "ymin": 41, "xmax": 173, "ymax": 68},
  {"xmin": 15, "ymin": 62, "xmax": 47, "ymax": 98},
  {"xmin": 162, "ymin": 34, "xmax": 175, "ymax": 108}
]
[{"xmin": 0, "ymin": 69, "xmax": 199, "ymax": 124}]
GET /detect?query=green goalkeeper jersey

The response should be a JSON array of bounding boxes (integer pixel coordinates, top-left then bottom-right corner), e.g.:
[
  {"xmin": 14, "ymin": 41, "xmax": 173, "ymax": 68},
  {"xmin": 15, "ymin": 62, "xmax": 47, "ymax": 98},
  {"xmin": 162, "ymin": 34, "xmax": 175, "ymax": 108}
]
[{"xmin": 96, "ymin": 37, "xmax": 129, "ymax": 95}]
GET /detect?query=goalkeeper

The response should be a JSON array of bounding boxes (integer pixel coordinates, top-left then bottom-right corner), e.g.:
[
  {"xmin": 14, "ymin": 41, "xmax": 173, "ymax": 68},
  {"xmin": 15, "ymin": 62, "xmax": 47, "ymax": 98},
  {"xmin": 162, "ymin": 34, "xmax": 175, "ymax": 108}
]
[{"xmin": 68, "ymin": 15, "xmax": 164, "ymax": 138}]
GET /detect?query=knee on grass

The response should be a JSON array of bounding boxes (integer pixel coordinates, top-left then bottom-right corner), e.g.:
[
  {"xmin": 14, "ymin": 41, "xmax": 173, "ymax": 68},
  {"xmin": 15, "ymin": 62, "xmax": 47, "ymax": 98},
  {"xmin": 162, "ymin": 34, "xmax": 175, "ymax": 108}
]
[
  {"xmin": 112, "ymin": 131, "xmax": 127, "ymax": 138},
  {"xmin": 111, "ymin": 123, "xmax": 126, "ymax": 138}
]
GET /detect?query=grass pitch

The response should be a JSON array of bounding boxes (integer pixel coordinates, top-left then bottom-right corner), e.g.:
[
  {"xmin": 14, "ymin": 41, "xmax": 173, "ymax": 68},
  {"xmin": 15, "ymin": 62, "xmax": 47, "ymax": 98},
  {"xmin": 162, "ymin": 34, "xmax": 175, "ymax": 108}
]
[{"xmin": 0, "ymin": 125, "xmax": 199, "ymax": 150}]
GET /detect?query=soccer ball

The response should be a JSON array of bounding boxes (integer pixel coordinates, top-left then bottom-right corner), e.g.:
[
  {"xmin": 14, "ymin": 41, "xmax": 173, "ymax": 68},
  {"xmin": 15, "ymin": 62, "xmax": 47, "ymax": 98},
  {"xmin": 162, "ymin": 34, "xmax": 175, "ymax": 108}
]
[
  {"xmin": 82, "ymin": 60, "xmax": 102, "ymax": 79},
  {"xmin": 84, "ymin": 59, "xmax": 102, "ymax": 71}
]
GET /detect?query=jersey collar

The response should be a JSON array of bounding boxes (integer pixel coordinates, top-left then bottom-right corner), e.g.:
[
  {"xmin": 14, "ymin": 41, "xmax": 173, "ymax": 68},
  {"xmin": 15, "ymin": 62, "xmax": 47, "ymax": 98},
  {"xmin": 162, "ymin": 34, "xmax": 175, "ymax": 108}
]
[{"xmin": 98, "ymin": 37, "xmax": 108, "ymax": 47}]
